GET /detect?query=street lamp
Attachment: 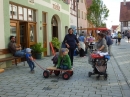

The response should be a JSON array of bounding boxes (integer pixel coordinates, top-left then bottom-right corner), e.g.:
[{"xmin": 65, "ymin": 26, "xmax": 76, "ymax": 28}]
[{"xmin": 76, "ymin": 0, "xmax": 79, "ymax": 36}]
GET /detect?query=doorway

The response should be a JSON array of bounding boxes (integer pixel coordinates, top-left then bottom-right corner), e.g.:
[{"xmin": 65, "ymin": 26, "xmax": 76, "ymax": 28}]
[
  {"xmin": 19, "ymin": 22, "xmax": 27, "ymax": 49},
  {"xmin": 51, "ymin": 16, "xmax": 58, "ymax": 38},
  {"xmin": 10, "ymin": 20, "xmax": 36, "ymax": 49}
]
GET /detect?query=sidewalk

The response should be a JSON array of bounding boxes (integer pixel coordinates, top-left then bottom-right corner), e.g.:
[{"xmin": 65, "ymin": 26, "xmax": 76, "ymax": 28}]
[
  {"xmin": 111, "ymin": 38, "xmax": 130, "ymax": 97},
  {"xmin": 0, "ymin": 40, "xmax": 130, "ymax": 97}
]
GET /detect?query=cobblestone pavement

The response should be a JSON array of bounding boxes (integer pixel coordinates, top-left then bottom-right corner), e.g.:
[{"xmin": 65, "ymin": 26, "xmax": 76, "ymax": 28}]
[{"xmin": 0, "ymin": 39, "xmax": 130, "ymax": 97}]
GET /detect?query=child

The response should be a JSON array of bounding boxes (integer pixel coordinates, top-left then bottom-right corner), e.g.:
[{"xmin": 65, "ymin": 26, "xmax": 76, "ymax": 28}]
[
  {"xmin": 56, "ymin": 48, "xmax": 72, "ymax": 70},
  {"xmin": 26, "ymin": 48, "xmax": 35, "ymax": 73},
  {"xmin": 52, "ymin": 52, "xmax": 59, "ymax": 67}
]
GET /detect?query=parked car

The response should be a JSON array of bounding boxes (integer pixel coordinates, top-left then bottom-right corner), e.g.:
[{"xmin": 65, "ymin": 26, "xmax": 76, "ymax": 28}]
[{"xmin": 111, "ymin": 33, "xmax": 118, "ymax": 39}]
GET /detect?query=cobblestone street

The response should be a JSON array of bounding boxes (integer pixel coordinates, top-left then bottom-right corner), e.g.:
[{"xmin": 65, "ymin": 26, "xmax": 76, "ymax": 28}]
[{"xmin": 0, "ymin": 39, "xmax": 130, "ymax": 97}]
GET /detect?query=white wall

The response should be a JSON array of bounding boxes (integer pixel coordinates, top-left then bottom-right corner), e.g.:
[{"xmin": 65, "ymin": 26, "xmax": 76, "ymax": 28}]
[
  {"xmin": 0, "ymin": 0, "xmax": 5, "ymax": 49},
  {"xmin": 70, "ymin": 15, "xmax": 77, "ymax": 27}
]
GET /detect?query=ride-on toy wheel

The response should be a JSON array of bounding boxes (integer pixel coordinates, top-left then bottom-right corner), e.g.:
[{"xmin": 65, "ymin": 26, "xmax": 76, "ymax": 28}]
[
  {"xmin": 43, "ymin": 70, "xmax": 50, "ymax": 78},
  {"xmin": 88, "ymin": 72, "xmax": 92, "ymax": 77},
  {"xmin": 54, "ymin": 70, "xmax": 60, "ymax": 76},
  {"xmin": 62, "ymin": 72, "xmax": 70, "ymax": 80}
]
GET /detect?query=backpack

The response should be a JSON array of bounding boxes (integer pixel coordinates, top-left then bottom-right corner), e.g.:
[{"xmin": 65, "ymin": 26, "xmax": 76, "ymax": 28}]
[
  {"xmin": 118, "ymin": 33, "xmax": 121, "ymax": 38},
  {"xmin": 51, "ymin": 53, "xmax": 59, "ymax": 65}
]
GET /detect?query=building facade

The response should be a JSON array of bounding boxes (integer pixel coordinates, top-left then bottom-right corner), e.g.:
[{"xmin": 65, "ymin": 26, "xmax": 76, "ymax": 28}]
[
  {"xmin": 0, "ymin": 0, "xmax": 70, "ymax": 68},
  {"xmin": 78, "ymin": 0, "xmax": 87, "ymax": 34},
  {"xmin": 69, "ymin": 0, "xmax": 88, "ymax": 36},
  {"xmin": 70, "ymin": 0, "xmax": 77, "ymax": 35},
  {"xmin": 120, "ymin": 1, "xmax": 130, "ymax": 32}
]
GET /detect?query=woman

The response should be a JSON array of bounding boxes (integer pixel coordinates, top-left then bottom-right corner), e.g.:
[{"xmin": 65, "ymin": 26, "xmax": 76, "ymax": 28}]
[
  {"xmin": 117, "ymin": 31, "xmax": 122, "ymax": 45},
  {"xmin": 63, "ymin": 28, "xmax": 79, "ymax": 66},
  {"xmin": 56, "ymin": 48, "xmax": 72, "ymax": 70},
  {"xmin": 78, "ymin": 33, "xmax": 86, "ymax": 57},
  {"xmin": 96, "ymin": 33, "xmax": 108, "ymax": 52}
]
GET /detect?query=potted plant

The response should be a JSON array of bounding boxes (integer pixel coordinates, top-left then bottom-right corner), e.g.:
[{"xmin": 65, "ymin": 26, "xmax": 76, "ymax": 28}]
[
  {"xmin": 51, "ymin": 37, "xmax": 61, "ymax": 52},
  {"xmin": 31, "ymin": 43, "xmax": 47, "ymax": 59}
]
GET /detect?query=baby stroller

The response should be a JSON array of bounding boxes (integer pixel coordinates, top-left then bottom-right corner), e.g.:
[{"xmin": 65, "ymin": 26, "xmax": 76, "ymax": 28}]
[{"xmin": 88, "ymin": 51, "xmax": 110, "ymax": 80}]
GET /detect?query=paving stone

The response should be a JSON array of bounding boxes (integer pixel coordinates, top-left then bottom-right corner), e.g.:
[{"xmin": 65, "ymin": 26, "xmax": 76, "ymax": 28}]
[
  {"xmin": 1, "ymin": 39, "xmax": 130, "ymax": 97},
  {"xmin": 26, "ymin": 95, "xmax": 39, "ymax": 97}
]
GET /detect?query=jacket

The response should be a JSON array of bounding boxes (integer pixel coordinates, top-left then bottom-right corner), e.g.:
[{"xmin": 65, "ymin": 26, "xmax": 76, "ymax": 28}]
[
  {"xmin": 63, "ymin": 34, "xmax": 79, "ymax": 49},
  {"xmin": 56, "ymin": 54, "xmax": 71, "ymax": 69}
]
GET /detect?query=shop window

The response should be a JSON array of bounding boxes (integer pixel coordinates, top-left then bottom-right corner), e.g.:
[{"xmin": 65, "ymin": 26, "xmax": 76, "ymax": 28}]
[
  {"xmin": 10, "ymin": 26, "xmax": 16, "ymax": 36},
  {"xmin": 18, "ymin": 6, "xmax": 23, "ymax": 20},
  {"xmin": 24, "ymin": 8, "xmax": 27, "ymax": 21}
]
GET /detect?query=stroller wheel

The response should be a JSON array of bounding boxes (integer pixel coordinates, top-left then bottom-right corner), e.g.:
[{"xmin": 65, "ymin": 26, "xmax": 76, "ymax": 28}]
[
  {"xmin": 88, "ymin": 72, "xmax": 92, "ymax": 77},
  {"xmin": 104, "ymin": 74, "xmax": 108, "ymax": 80}
]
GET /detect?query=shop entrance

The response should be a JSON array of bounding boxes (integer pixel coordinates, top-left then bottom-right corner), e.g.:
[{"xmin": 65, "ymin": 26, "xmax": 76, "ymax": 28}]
[
  {"xmin": 10, "ymin": 20, "xmax": 36, "ymax": 49},
  {"xmin": 51, "ymin": 16, "xmax": 58, "ymax": 38}
]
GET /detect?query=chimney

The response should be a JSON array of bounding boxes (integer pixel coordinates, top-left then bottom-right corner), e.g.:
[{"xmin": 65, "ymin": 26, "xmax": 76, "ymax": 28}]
[{"xmin": 124, "ymin": 0, "xmax": 126, "ymax": 5}]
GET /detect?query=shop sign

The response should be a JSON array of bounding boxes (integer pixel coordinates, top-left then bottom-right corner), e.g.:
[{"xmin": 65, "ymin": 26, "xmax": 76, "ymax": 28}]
[
  {"xmin": 52, "ymin": 2, "xmax": 61, "ymax": 11},
  {"xmin": 28, "ymin": 0, "xmax": 34, "ymax": 5}
]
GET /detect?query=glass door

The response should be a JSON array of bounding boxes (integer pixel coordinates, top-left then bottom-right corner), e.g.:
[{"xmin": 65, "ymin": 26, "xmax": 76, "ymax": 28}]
[{"xmin": 28, "ymin": 23, "xmax": 37, "ymax": 47}]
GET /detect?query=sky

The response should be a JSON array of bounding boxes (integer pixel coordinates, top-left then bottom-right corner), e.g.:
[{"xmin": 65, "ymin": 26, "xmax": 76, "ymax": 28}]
[{"xmin": 102, "ymin": 0, "xmax": 123, "ymax": 29}]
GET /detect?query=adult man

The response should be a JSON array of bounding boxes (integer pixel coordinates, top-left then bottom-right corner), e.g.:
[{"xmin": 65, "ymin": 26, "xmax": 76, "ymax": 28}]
[
  {"xmin": 105, "ymin": 33, "xmax": 113, "ymax": 56},
  {"xmin": 8, "ymin": 36, "xmax": 25, "ymax": 57}
]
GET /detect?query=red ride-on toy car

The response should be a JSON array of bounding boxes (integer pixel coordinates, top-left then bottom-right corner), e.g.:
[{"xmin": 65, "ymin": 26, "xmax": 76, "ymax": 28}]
[{"xmin": 43, "ymin": 66, "xmax": 73, "ymax": 80}]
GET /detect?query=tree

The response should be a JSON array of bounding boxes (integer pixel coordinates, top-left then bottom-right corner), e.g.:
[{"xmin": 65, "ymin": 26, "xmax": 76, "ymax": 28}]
[{"xmin": 87, "ymin": 0, "xmax": 109, "ymax": 27}]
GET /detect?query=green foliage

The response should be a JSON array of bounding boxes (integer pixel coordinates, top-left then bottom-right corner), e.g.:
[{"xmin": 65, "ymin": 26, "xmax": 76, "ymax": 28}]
[
  {"xmin": 31, "ymin": 43, "xmax": 47, "ymax": 53},
  {"xmin": 51, "ymin": 37, "xmax": 61, "ymax": 50},
  {"xmin": 87, "ymin": 0, "xmax": 109, "ymax": 27}
]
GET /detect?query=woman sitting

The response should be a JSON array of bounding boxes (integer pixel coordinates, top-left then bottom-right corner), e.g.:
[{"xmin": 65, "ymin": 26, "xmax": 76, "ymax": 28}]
[{"xmin": 56, "ymin": 48, "xmax": 72, "ymax": 70}]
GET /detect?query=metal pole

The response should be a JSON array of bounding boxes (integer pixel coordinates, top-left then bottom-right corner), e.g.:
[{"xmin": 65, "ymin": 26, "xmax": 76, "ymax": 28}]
[{"xmin": 76, "ymin": 0, "xmax": 79, "ymax": 36}]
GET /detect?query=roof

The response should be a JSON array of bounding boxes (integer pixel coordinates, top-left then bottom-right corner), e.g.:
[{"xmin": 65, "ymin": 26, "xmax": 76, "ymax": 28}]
[
  {"xmin": 120, "ymin": 2, "xmax": 130, "ymax": 22},
  {"xmin": 111, "ymin": 25, "xmax": 118, "ymax": 30},
  {"xmin": 86, "ymin": 0, "xmax": 92, "ymax": 8}
]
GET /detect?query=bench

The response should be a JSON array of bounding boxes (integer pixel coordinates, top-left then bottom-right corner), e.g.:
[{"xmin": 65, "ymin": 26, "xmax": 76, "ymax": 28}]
[
  {"xmin": 0, "ymin": 69, "xmax": 4, "ymax": 73},
  {"xmin": 0, "ymin": 49, "xmax": 25, "ymax": 66}
]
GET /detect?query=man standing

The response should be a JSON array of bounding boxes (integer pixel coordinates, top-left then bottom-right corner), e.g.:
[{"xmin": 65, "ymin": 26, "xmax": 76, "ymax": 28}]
[
  {"xmin": 8, "ymin": 36, "xmax": 25, "ymax": 57},
  {"xmin": 105, "ymin": 33, "xmax": 113, "ymax": 56}
]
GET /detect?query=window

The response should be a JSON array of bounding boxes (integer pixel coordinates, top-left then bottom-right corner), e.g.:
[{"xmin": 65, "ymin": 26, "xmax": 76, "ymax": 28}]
[
  {"xmin": 71, "ymin": 0, "xmax": 76, "ymax": 11},
  {"xmin": 10, "ymin": 4, "xmax": 17, "ymax": 19},
  {"xmin": 84, "ymin": 12, "xmax": 86, "ymax": 20},
  {"xmin": 18, "ymin": 6, "xmax": 23, "ymax": 20},
  {"xmin": 123, "ymin": 22, "xmax": 128, "ymax": 27},
  {"xmin": 82, "ymin": 11, "xmax": 83, "ymax": 19},
  {"xmin": 78, "ymin": 9, "xmax": 80, "ymax": 18},
  {"xmin": 9, "ymin": 3, "xmax": 36, "ymax": 22},
  {"xmin": 23, "ymin": 8, "xmax": 27, "ymax": 21}
]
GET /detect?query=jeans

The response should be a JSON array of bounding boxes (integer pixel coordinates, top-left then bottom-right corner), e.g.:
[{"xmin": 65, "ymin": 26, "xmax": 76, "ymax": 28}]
[
  {"xmin": 14, "ymin": 49, "xmax": 26, "ymax": 57},
  {"xmin": 27, "ymin": 60, "xmax": 35, "ymax": 71},
  {"xmin": 60, "ymin": 65, "xmax": 68, "ymax": 70},
  {"xmin": 68, "ymin": 48, "xmax": 74, "ymax": 66}
]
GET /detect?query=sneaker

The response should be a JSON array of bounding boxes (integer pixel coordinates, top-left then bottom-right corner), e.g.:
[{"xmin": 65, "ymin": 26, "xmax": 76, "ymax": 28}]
[{"xmin": 30, "ymin": 70, "xmax": 35, "ymax": 74}]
